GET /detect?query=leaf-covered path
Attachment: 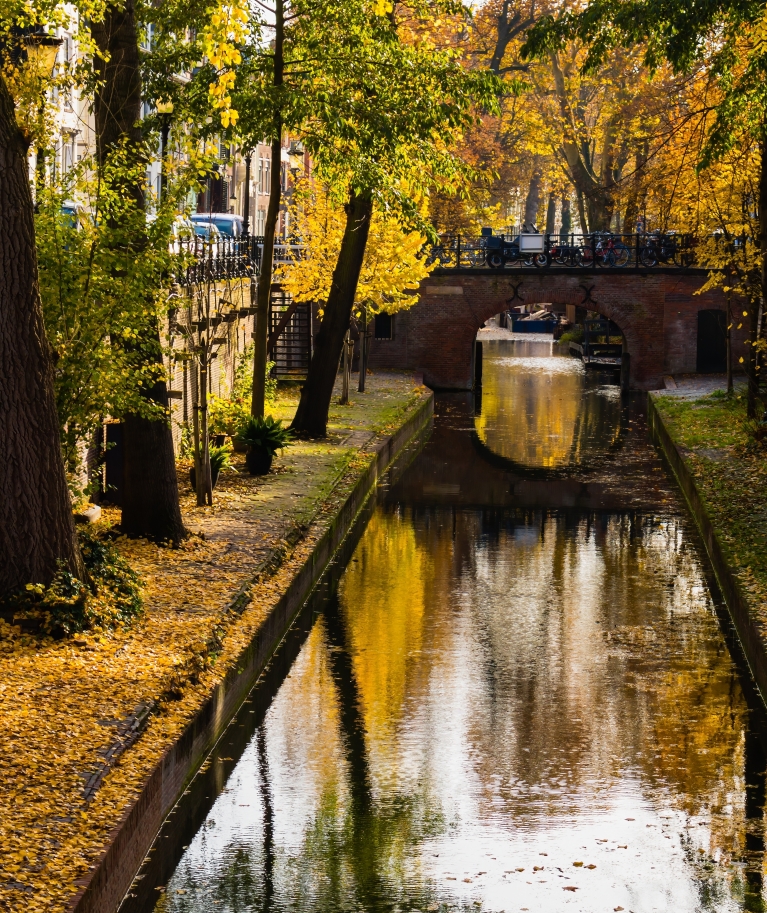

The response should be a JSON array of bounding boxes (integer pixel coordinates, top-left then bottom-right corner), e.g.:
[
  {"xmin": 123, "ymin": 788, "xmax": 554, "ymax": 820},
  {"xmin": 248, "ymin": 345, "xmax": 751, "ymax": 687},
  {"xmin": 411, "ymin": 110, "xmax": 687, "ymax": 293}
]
[{"xmin": 0, "ymin": 372, "xmax": 428, "ymax": 913}]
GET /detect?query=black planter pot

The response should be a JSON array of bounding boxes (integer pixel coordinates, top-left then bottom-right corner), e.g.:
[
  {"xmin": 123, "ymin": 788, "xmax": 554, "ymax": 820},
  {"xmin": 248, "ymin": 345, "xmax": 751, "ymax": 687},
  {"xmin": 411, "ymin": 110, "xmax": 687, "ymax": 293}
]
[
  {"xmin": 189, "ymin": 465, "xmax": 220, "ymax": 490},
  {"xmin": 245, "ymin": 446, "xmax": 273, "ymax": 475}
]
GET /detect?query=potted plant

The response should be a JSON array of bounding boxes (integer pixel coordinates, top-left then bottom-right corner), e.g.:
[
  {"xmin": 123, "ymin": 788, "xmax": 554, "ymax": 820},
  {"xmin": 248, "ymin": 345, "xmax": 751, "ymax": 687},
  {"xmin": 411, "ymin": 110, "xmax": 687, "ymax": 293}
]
[
  {"xmin": 189, "ymin": 443, "xmax": 232, "ymax": 490},
  {"xmin": 208, "ymin": 395, "xmax": 250, "ymax": 451},
  {"xmin": 235, "ymin": 415, "xmax": 292, "ymax": 475}
]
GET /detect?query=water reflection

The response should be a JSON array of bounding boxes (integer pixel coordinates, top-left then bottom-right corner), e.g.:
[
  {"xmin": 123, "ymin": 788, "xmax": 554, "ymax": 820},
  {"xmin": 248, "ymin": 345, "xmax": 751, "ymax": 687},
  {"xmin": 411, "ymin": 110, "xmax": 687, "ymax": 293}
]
[
  {"xmin": 475, "ymin": 339, "xmax": 624, "ymax": 471},
  {"xmin": 139, "ymin": 342, "xmax": 767, "ymax": 913}
]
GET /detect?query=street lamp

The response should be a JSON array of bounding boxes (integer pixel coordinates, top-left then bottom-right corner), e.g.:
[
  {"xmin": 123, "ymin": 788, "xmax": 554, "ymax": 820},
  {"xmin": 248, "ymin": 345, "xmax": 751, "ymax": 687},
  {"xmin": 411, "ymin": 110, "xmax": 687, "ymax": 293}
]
[
  {"xmin": 23, "ymin": 28, "xmax": 61, "ymax": 79},
  {"xmin": 21, "ymin": 28, "xmax": 62, "ymax": 205},
  {"xmin": 156, "ymin": 98, "xmax": 174, "ymax": 198}
]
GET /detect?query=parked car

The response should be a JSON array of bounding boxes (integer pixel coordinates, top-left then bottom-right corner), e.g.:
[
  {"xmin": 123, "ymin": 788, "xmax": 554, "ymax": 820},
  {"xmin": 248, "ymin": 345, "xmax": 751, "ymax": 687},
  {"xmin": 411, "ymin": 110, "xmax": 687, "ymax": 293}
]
[
  {"xmin": 190, "ymin": 213, "xmax": 244, "ymax": 238},
  {"xmin": 191, "ymin": 220, "xmax": 222, "ymax": 241},
  {"xmin": 60, "ymin": 201, "xmax": 81, "ymax": 229}
]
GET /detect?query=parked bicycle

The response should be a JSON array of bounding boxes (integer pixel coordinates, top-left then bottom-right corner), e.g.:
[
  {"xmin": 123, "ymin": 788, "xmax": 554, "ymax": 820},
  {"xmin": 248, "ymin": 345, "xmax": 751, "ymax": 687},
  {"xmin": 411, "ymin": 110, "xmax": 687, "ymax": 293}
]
[
  {"xmin": 549, "ymin": 238, "xmax": 581, "ymax": 266},
  {"xmin": 639, "ymin": 232, "xmax": 679, "ymax": 267},
  {"xmin": 577, "ymin": 232, "xmax": 630, "ymax": 268}
]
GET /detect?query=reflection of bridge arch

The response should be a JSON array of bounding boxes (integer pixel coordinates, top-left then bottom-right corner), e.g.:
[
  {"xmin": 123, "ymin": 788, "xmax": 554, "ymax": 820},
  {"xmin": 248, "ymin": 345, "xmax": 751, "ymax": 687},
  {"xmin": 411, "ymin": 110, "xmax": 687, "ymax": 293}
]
[
  {"xmin": 387, "ymin": 395, "xmax": 668, "ymax": 513},
  {"xmin": 473, "ymin": 340, "xmax": 626, "ymax": 477},
  {"xmin": 368, "ymin": 269, "xmax": 747, "ymax": 390}
]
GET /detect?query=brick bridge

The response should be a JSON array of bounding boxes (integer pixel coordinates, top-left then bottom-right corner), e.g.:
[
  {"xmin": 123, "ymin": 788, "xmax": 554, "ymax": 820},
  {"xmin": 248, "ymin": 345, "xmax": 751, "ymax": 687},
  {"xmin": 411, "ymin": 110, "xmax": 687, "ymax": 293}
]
[{"xmin": 367, "ymin": 268, "xmax": 744, "ymax": 390}]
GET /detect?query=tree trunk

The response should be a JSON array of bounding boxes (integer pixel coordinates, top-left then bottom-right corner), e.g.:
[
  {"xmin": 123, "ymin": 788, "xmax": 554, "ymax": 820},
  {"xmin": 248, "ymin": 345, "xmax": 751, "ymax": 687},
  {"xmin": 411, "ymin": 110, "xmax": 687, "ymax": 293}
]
[
  {"xmin": 747, "ymin": 134, "xmax": 767, "ymax": 419},
  {"xmin": 623, "ymin": 145, "xmax": 647, "ymax": 235},
  {"xmin": 560, "ymin": 195, "xmax": 572, "ymax": 239},
  {"xmin": 523, "ymin": 163, "xmax": 542, "ymax": 227},
  {"xmin": 93, "ymin": 1, "xmax": 185, "ymax": 541},
  {"xmin": 576, "ymin": 190, "xmax": 588, "ymax": 235},
  {"xmin": 291, "ymin": 191, "xmax": 374, "ymax": 437},
  {"xmin": 544, "ymin": 192, "xmax": 557, "ymax": 235},
  {"xmin": 0, "ymin": 73, "xmax": 83, "ymax": 594},
  {"xmin": 252, "ymin": 137, "xmax": 282, "ymax": 417},
  {"xmin": 251, "ymin": 0, "xmax": 284, "ymax": 419}
]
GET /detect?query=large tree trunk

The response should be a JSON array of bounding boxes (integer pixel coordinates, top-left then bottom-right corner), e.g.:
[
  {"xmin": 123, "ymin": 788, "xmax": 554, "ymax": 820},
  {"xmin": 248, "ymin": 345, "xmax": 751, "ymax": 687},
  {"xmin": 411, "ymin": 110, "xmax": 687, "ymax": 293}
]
[
  {"xmin": 251, "ymin": 0, "xmax": 284, "ymax": 418},
  {"xmin": 0, "ymin": 74, "xmax": 83, "ymax": 593},
  {"xmin": 623, "ymin": 144, "xmax": 647, "ymax": 235},
  {"xmin": 291, "ymin": 191, "xmax": 373, "ymax": 437},
  {"xmin": 93, "ymin": 1, "xmax": 185, "ymax": 541},
  {"xmin": 523, "ymin": 163, "xmax": 542, "ymax": 227},
  {"xmin": 559, "ymin": 195, "xmax": 572, "ymax": 239},
  {"xmin": 550, "ymin": 52, "xmax": 614, "ymax": 232},
  {"xmin": 544, "ymin": 192, "xmax": 557, "ymax": 235}
]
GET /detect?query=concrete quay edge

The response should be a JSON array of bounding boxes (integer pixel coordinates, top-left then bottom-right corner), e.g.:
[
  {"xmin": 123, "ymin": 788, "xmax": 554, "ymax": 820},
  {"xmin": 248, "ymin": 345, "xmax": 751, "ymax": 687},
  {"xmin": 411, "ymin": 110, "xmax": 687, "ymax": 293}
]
[
  {"xmin": 647, "ymin": 393, "xmax": 767, "ymax": 705},
  {"xmin": 66, "ymin": 388, "xmax": 434, "ymax": 913}
]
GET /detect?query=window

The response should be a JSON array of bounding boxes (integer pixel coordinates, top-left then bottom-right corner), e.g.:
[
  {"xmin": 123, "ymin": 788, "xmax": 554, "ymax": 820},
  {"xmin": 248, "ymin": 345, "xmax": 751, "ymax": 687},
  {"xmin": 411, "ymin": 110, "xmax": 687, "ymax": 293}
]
[
  {"xmin": 374, "ymin": 313, "xmax": 393, "ymax": 340},
  {"xmin": 63, "ymin": 139, "xmax": 73, "ymax": 174},
  {"xmin": 256, "ymin": 209, "xmax": 266, "ymax": 236}
]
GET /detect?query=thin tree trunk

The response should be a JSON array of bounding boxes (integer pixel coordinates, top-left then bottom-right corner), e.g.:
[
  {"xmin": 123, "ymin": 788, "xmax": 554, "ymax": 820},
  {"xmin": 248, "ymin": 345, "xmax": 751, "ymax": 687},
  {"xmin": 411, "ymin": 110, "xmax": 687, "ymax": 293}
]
[
  {"xmin": 252, "ymin": 135, "xmax": 282, "ymax": 417},
  {"xmin": 291, "ymin": 191, "xmax": 374, "ymax": 437},
  {"xmin": 0, "ymin": 73, "xmax": 83, "ymax": 593},
  {"xmin": 358, "ymin": 304, "xmax": 368, "ymax": 393},
  {"xmin": 748, "ymin": 134, "xmax": 767, "ymax": 419},
  {"xmin": 251, "ymin": 0, "xmax": 284, "ymax": 418},
  {"xmin": 727, "ymin": 294, "xmax": 733, "ymax": 395},
  {"xmin": 92, "ymin": 1, "xmax": 185, "ymax": 541}
]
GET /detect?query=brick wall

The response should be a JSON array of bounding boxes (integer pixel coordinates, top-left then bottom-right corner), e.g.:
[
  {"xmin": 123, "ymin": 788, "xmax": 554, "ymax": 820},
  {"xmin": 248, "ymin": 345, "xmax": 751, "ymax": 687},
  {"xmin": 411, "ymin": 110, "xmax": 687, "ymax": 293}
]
[{"xmin": 368, "ymin": 269, "xmax": 748, "ymax": 390}]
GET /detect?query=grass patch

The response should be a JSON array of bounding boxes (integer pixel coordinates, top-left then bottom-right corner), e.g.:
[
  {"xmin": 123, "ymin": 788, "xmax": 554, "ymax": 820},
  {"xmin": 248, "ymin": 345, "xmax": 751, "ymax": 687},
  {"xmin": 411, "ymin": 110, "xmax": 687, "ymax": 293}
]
[{"xmin": 654, "ymin": 390, "xmax": 767, "ymax": 610}]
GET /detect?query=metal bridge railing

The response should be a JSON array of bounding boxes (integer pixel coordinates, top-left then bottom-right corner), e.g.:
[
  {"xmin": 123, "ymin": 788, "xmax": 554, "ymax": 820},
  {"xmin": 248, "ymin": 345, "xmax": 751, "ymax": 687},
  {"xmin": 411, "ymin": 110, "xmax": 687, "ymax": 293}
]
[{"xmin": 424, "ymin": 231, "xmax": 697, "ymax": 270}]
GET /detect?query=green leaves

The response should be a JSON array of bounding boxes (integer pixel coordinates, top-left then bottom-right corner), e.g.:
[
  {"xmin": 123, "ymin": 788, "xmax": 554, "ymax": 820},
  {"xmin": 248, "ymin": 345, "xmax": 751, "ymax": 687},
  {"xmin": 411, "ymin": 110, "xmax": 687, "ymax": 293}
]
[{"xmin": 35, "ymin": 146, "xmax": 183, "ymax": 477}]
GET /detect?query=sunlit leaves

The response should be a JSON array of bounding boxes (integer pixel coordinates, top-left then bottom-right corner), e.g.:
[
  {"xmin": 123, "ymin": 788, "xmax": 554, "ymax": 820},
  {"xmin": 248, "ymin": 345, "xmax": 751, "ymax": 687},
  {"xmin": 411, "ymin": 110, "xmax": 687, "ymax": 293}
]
[{"xmin": 279, "ymin": 178, "xmax": 437, "ymax": 315}]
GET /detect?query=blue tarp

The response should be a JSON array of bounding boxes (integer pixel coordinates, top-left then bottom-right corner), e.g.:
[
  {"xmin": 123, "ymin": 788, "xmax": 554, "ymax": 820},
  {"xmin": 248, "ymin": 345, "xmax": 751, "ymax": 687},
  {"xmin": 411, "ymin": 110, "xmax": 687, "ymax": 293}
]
[{"xmin": 510, "ymin": 318, "xmax": 555, "ymax": 334}]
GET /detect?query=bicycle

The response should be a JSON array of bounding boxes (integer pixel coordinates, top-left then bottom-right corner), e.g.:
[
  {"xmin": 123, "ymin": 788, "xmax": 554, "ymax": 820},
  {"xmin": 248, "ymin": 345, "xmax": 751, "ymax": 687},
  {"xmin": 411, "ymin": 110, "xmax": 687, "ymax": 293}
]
[
  {"xmin": 639, "ymin": 232, "xmax": 678, "ymax": 267},
  {"xmin": 577, "ymin": 232, "xmax": 630, "ymax": 268}
]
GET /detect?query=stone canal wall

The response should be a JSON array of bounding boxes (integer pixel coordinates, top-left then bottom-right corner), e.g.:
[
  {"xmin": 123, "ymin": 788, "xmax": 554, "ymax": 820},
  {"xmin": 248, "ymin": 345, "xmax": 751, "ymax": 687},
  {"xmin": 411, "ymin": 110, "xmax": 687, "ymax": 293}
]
[
  {"xmin": 66, "ymin": 391, "xmax": 434, "ymax": 913},
  {"xmin": 648, "ymin": 395, "xmax": 767, "ymax": 703}
]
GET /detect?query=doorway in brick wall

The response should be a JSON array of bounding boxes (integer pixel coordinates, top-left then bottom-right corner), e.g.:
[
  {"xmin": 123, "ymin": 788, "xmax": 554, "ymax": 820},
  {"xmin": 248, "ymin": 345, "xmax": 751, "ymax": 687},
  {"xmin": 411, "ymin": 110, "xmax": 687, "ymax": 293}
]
[{"xmin": 696, "ymin": 309, "xmax": 727, "ymax": 373}]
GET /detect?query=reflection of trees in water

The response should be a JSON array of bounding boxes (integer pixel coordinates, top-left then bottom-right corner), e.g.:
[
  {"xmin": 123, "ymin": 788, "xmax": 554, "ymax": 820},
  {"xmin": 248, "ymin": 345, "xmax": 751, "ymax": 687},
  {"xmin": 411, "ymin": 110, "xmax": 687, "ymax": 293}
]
[
  {"xmin": 474, "ymin": 349, "xmax": 623, "ymax": 469},
  {"xmin": 164, "ymin": 507, "xmax": 764, "ymax": 912}
]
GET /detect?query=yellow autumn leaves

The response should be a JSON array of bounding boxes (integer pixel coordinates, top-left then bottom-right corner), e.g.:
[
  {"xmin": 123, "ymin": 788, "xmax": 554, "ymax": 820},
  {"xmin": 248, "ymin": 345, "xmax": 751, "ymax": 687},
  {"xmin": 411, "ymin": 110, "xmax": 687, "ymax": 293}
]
[
  {"xmin": 203, "ymin": 0, "xmax": 248, "ymax": 127},
  {"xmin": 279, "ymin": 180, "xmax": 437, "ymax": 317}
]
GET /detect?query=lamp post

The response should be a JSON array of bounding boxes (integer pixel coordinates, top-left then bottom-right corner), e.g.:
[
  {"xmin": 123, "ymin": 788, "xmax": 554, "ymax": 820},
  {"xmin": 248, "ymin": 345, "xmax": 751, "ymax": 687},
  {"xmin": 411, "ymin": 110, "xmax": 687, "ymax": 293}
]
[
  {"xmin": 242, "ymin": 149, "xmax": 252, "ymax": 236},
  {"xmin": 22, "ymin": 28, "xmax": 62, "ymax": 204},
  {"xmin": 156, "ymin": 98, "xmax": 174, "ymax": 199}
]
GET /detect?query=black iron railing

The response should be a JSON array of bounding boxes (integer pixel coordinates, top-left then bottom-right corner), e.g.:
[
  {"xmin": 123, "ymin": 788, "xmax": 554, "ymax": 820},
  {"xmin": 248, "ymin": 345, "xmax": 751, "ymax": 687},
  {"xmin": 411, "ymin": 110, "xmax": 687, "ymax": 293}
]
[
  {"xmin": 175, "ymin": 236, "xmax": 303, "ymax": 285},
  {"xmin": 425, "ymin": 231, "xmax": 697, "ymax": 270}
]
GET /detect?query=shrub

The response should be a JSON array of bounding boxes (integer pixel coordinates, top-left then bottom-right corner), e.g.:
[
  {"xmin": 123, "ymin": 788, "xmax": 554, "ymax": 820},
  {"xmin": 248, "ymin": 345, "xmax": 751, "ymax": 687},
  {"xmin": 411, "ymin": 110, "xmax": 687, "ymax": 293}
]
[
  {"xmin": 1, "ymin": 529, "xmax": 142, "ymax": 636},
  {"xmin": 559, "ymin": 326, "xmax": 584, "ymax": 345},
  {"xmin": 234, "ymin": 415, "xmax": 293, "ymax": 455}
]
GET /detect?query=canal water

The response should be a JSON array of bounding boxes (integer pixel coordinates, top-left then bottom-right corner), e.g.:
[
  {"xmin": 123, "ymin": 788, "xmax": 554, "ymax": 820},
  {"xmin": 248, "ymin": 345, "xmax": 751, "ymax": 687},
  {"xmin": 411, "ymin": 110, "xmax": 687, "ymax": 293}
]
[{"xmin": 124, "ymin": 339, "xmax": 767, "ymax": 913}]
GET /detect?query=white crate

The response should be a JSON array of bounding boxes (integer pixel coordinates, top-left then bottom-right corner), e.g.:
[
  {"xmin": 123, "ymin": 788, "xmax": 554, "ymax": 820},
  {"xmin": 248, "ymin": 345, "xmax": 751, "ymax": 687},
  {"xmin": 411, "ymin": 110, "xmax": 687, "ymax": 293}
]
[{"xmin": 518, "ymin": 234, "xmax": 545, "ymax": 253}]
